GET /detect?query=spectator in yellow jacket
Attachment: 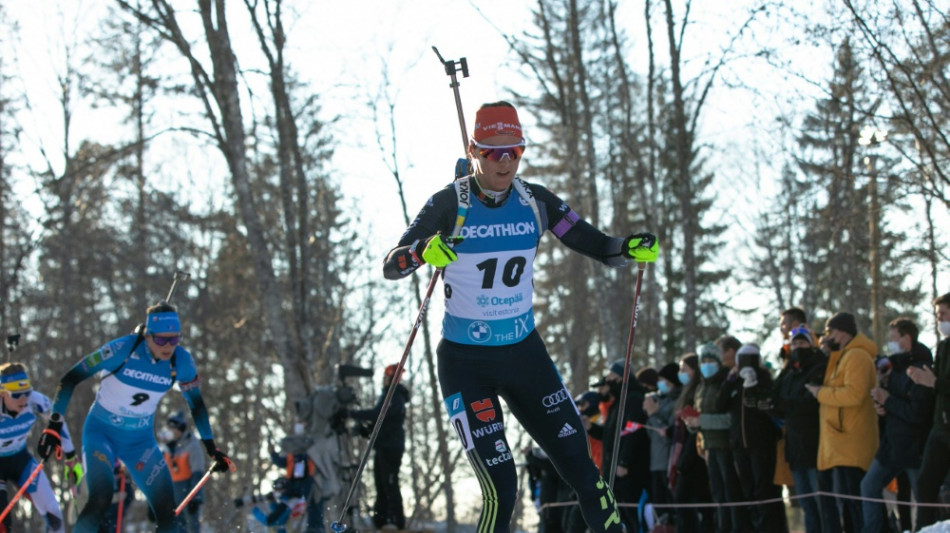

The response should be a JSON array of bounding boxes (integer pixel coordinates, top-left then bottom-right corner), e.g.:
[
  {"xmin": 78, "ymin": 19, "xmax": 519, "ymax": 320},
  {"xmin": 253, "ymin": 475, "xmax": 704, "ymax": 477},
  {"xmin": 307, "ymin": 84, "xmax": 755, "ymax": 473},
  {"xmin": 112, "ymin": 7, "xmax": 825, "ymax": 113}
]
[{"xmin": 806, "ymin": 312, "xmax": 878, "ymax": 533}]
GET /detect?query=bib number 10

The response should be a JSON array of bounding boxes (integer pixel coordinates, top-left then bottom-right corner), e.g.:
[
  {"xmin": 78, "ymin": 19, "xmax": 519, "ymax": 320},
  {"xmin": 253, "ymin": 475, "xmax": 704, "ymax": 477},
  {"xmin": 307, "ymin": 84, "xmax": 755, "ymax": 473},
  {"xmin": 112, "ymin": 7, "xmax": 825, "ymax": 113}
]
[{"xmin": 476, "ymin": 257, "xmax": 527, "ymax": 289}]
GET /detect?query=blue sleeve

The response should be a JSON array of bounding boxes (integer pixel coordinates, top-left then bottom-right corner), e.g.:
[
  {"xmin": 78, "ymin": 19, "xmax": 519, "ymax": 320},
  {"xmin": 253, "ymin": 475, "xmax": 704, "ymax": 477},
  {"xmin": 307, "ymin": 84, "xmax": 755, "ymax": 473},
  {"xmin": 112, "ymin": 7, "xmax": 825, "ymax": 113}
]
[
  {"xmin": 271, "ymin": 452, "xmax": 288, "ymax": 467},
  {"xmin": 52, "ymin": 335, "xmax": 138, "ymax": 415},
  {"xmin": 176, "ymin": 349, "xmax": 214, "ymax": 441}
]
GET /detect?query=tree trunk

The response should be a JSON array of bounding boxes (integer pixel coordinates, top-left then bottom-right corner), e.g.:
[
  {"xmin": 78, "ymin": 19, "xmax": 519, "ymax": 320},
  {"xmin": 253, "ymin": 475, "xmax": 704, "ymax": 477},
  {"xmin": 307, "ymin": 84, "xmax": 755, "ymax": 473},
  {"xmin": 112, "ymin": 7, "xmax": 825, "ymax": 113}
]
[
  {"xmin": 197, "ymin": 0, "xmax": 309, "ymax": 401},
  {"xmin": 663, "ymin": 0, "xmax": 697, "ymax": 348}
]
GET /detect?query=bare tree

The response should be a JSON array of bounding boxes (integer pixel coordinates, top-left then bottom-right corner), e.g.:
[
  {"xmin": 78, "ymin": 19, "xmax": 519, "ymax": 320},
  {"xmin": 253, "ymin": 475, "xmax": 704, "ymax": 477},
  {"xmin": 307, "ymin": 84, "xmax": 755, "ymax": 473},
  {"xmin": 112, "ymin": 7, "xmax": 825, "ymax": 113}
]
[{"xmin": 115, "ymin": 0, "xmax": 311, "ymax": 404}]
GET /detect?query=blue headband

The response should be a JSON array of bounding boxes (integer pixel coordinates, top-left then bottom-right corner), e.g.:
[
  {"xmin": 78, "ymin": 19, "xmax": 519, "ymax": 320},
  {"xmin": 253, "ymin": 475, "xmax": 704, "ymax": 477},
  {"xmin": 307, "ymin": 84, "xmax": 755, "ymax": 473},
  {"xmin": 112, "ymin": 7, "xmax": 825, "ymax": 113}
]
[
  {"xmin": 147, "ymin": 311, "xmax": 181, "ymax": 334},
  {"xmin": 1, "ymin": 371, "xmax": 31, "ymax": 392}
]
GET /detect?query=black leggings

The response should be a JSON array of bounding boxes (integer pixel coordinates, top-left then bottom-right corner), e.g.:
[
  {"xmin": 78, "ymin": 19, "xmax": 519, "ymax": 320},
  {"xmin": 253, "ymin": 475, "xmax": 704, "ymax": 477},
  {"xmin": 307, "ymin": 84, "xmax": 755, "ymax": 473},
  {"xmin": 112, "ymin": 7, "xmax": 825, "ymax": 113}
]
[
  {"xmin": 917, "ymin": 427, "xmax": 950, "ymax": 528},
  {"xmin": 438, "ymin": 331, "xmax": 623, "ymax": 533}
]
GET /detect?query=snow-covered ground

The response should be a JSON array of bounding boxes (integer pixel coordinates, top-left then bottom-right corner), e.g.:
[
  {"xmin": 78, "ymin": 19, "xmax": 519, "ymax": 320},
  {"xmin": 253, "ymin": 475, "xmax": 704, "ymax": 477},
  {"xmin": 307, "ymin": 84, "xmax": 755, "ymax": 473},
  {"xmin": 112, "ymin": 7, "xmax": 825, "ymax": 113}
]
[{"xmin": 920, "ymin": 521, "xmax": 950, "ymax": 533}]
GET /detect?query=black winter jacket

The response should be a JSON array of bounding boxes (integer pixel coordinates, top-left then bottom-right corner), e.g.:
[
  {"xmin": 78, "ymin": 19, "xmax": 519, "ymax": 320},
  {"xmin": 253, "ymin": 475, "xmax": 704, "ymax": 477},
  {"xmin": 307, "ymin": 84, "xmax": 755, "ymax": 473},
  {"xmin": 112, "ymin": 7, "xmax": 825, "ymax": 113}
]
[
  {"xmin": 773, "ymin": 347, "xmax": 827, "ymax": 470},
  {"xmin": 876, "ymin": 342, "xmax": 934, "ymax": 469},
  {"xmin": 719, "ymin": 366, "xmax": 780, "ymax": 450},
  {"xmin": 350, "ymin": 383, "xmax": 410, "ymax": 451}
]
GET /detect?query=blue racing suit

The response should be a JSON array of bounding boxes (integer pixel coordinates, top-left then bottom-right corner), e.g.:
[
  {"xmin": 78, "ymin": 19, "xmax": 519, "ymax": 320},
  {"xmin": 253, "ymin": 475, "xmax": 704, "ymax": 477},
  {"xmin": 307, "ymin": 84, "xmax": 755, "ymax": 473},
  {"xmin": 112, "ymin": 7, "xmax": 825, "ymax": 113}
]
[
  {"xmin": 51, "ymin": 334, "xmax": 215, "ymax": 533},
  {"xmin": 0, "ymin": 390, "xmax": 76, "ymax": 532}
]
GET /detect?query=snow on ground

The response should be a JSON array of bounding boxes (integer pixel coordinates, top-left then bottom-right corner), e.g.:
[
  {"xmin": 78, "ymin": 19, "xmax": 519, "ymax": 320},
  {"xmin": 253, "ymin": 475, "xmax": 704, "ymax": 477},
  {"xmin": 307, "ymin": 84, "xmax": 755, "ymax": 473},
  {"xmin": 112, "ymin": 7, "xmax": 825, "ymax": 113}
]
[{"xmin": 920, "ymin": 521, "xmax": 950, "ymax": 533}]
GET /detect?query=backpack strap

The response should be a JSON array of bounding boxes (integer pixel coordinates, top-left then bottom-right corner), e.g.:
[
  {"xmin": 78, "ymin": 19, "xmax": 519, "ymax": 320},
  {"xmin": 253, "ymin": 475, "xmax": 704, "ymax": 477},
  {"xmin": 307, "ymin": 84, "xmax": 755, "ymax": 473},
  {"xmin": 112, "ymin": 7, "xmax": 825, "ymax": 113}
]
[
  {"xmin": 511, "ymin": 177, "xmax": 543, "ymax": 231},
  {"xmin": 106, "ymin": 326, "xmax": 177, "ymax": 383},
  {"xmin": 452, "ymin": 177, "xmax": 473, "ymax": 238},
  {"xmin": 104, "ymin": 329, "xmax": 146, "ymax": 380},
  {"xmin": 453, "ymin": 176, "xmax": 542, "ymax": 236}
]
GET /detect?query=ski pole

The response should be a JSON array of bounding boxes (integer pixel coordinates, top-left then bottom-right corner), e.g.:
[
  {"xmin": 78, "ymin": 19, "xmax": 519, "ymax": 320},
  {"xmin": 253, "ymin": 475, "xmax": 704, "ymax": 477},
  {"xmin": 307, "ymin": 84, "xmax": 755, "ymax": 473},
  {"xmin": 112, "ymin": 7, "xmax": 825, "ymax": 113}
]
[
  {"xmin": 331, "ymin": 270, "xmax": 440, "ymax": 533},
  {"xmin": 608, "ymin": 263, "xmax": 647, "ymax": 491},
  {"xmin": 174, "ymin": 457, "xmax": 235, "ymax": 516},
  {"xmin": 0, "ymin": 462, "xmax": 44, "ymax": 524},
  {"xmin": 115, "ymin": 468, "xmax": 126, "ymax": 533}
]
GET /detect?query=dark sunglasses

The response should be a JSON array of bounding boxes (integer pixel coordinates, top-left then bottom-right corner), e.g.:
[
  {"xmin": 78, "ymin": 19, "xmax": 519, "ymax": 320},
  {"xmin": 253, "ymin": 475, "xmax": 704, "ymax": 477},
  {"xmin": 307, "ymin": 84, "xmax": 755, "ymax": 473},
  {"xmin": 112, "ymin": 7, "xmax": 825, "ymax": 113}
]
[
  {"xmin": 10, "ymin": 390, "xmax": 31, "ymax": 400},
  {"xmin": 150, "ymin": 335, "xmax": 182, "ymax": 347},
  {"xmin": 474, "ymin": 141, "xmax": 526, "ymax": 162}
]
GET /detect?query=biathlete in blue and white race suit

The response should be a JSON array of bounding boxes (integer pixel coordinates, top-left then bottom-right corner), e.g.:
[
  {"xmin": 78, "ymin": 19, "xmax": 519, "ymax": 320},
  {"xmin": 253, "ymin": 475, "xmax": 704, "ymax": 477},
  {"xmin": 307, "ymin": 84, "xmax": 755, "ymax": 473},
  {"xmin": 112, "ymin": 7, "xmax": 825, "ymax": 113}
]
[
  {"xmin": 0, "ymin": 363, "xmax": 80, "ymax": 533},
  {"xmin": 37, "ymin": 301, "xmax": 233, "ymax": 533},
  {"xmin": 383, "ymin": 101, "xmax": 659, "ymax": 533}
]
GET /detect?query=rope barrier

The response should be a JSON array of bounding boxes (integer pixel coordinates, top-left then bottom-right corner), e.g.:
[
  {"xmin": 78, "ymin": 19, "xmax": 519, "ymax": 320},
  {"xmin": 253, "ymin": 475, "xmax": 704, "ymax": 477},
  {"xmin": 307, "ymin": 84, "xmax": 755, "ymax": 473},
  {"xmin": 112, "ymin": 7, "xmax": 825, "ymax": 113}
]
[{"xmin": 537, "ymin": 489, "xmax": 950, "ymax": 511}]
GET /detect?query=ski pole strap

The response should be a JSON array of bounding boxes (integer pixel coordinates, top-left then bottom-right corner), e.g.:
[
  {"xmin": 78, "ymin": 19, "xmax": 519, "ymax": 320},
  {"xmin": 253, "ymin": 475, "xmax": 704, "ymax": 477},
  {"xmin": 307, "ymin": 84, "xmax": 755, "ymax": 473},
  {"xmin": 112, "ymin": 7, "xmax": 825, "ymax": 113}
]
[{"xmin": 41, "ymin": 429, "xmax": 64, "ymax": 460}]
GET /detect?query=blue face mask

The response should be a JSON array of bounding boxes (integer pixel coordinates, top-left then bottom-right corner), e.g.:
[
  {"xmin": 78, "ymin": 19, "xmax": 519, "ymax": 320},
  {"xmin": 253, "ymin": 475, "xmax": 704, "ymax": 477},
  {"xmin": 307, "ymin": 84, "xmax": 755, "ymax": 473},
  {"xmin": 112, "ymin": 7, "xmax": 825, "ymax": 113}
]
[
  {"xmin": 700, "ymin": 362, "xmax": 719, "ymax": 379},
  {"xmin": 678, "ymin": 371, "xmax": 691, "ymax": 385},
  {"xmin": 657, "ymin": 380, "xmax": 671, "ymax": 394}
]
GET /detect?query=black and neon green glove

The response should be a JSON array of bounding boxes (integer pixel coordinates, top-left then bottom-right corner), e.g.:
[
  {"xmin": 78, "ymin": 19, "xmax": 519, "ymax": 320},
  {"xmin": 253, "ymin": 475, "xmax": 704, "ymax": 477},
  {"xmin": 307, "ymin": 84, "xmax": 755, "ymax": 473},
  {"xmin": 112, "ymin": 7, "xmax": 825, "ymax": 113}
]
[
  {"xmin": 413, "ymin": 234, "xmax": 462, "ymax": 268},
  {"xmin": 624, "ymin": 232, "xmax": 659, "ymax": 263},
  {"xmin": 65, "ymin": 452, "xmax": 84, "ymax": 486}
]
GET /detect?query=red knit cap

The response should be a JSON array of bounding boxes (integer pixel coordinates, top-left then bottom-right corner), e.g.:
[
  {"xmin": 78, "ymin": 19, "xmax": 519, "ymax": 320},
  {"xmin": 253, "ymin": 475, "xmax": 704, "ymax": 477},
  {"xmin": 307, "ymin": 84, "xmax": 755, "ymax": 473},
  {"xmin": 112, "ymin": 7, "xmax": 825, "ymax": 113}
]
[{"xmin": 472, "ymin": 105, "xmax": 523, "ymax": 142}]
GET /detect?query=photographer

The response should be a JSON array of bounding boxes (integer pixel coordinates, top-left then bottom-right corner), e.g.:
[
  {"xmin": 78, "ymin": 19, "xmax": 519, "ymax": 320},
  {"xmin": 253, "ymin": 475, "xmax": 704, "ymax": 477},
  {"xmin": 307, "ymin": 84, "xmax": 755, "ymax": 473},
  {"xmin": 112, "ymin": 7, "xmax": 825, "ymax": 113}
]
[
  {"xmin": 251, "ymin": 421, "xmax": 326, "ymax": 533},
  {"xmin": 159, "ymin": 411, "xmax": 206, "ymax": 533},
  {"xmin": 346, "ymin": 364, "xmax": 410, "ymax": 530}
]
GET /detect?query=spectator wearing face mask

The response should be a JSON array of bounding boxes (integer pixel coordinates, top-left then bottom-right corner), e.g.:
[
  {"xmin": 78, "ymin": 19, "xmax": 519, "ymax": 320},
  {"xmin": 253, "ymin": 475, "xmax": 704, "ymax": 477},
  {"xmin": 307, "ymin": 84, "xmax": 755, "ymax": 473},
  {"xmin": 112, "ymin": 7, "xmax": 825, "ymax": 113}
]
[
  {"xmin": 671, "ymin": 353, "xmax": 714, "ymax": 533},
  {"xmin": 860, "ymin": 317, "xmax": 933, "ymax": 533},
  {"xmin": 641, "ymin": 363, "xmax": 681, "ymax": 523},
  {"xmin": 774, "ymin": 326, "xmax": 831, "ymax": 533},
  {"xmin": 693, "ymin": 342, "xmax": 747, "ymax": 533},
  {"xmin": 805, "ymin": 312, "xmax": 878, "ymax": 533},
  {"xmin": 720, "ymin": 344, "xmax": 786, "ymax": 532},
  {"xmin": 587, "ymin": 360, "xmax": 650, "ymax": 529},
  {"xmin": 160, "ymin": 411, "xmax": 206, "ymax": 533},
  {"xmin": 907, "ymin": 292, "xmax": 950, "ymax": 528}
]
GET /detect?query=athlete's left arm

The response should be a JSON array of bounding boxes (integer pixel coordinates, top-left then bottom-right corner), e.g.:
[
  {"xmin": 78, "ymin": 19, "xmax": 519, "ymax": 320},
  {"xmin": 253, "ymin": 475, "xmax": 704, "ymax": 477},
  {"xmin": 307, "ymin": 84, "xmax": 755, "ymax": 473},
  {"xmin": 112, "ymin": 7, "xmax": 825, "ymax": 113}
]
[
  {"xmin": 176, "ymin": 348, "xmax": 215, "ymax": 442},
  {"xmin": 528, "ymin": 183, "xmax": 628, "ymax": 267}
]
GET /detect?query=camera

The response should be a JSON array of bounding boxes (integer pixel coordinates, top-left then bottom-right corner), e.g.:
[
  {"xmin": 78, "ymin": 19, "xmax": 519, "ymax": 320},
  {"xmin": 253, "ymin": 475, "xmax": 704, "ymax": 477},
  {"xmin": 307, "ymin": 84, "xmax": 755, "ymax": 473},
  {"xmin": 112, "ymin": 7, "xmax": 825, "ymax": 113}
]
[{"xmin": 293, "ymin": 363, "xmax": 373, "ymax": 437}]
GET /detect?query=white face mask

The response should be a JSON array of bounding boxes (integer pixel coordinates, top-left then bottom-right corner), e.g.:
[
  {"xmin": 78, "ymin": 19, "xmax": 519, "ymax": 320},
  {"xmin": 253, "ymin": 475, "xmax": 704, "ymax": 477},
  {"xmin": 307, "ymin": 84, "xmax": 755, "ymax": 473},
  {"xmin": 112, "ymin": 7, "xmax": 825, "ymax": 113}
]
[
  {"xmin": 940, "ymin": 321, "xmax": 950, "ymax": 338},
  {"xmin": 294, "ymin": 422, "xmax": 305, "ymax": 436},
  {"xmin": 158, "ymin": 428, "xmax": 174, "ymax": 443},
  {"xmin": 887, "ymin": 341, "xmax": 902, "ymax": 354}
]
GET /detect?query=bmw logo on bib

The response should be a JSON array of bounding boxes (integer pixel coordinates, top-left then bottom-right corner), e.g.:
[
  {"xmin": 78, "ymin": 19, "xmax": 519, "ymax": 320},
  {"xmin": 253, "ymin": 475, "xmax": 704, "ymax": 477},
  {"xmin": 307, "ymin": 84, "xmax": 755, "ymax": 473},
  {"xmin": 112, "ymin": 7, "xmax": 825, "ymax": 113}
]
[{"xmin": 468, "ymin": 321, "xmax": 492, "ymax": 343}]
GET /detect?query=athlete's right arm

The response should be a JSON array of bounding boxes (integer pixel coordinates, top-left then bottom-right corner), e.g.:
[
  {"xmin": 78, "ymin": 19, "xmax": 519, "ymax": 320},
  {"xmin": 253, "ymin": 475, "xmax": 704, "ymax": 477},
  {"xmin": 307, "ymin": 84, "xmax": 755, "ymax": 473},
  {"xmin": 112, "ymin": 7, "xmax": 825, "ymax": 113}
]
[
  {"xmin": 51, "ymin": 337, "xmax": 131, "ymax": 415},
  {"xmin": 382, "ymin": 187, "xmax": 457, "ymax": 280}
]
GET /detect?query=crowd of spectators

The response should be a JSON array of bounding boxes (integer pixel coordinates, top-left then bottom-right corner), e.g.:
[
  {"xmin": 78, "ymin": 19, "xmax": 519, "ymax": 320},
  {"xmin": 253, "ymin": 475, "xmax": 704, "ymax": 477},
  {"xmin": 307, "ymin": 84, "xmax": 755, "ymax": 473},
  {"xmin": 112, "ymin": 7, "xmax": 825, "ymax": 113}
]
[{"xmin": 527, "ymin": 293, "xmax": 950, "ymax": 533}]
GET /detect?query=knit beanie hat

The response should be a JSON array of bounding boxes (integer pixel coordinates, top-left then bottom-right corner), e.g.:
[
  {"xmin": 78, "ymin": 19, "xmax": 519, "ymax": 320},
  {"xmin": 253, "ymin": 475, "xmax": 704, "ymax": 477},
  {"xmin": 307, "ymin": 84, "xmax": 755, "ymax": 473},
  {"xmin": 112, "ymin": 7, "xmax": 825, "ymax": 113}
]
[
  {"xmin": 636, "ymin": 367, "xmax": 659, "ymax": 389},
  {"xmin": 699, "ymin": 342, "xmax": 722, "ymax": 363},
  {"xmin": 609, "ymin": 359, "xmax": 627, "ymax": 377},
  {"xmin": 658, "ymin": 363, "xmax": 680, "ymax": 386},
  {"xmin": 826, "ymin": 312, "xmax": 858, "ymax": 337},
  {"xmin": 574, "ymin": 391, "xmax": 601, "ymax": 417},
  {"xmin": 789, "ymin": 326, "xmax": 813, "ymax": 345},
  {"xmin": 736, "ymin": 344, "xmax": 761, "ymax": 368},
  {"xmin": 167, "ymin": 411, "xmax": 187, "ymax": 432}
]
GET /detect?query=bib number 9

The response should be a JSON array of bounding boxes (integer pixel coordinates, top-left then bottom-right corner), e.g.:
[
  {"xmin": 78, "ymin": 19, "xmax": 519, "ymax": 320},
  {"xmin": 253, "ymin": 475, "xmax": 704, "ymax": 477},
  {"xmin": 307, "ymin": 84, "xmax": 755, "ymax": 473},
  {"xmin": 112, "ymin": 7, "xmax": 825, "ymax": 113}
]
[{"xmin": 131, "ymin": 393, "xmax": 150, "ymax": 406}]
